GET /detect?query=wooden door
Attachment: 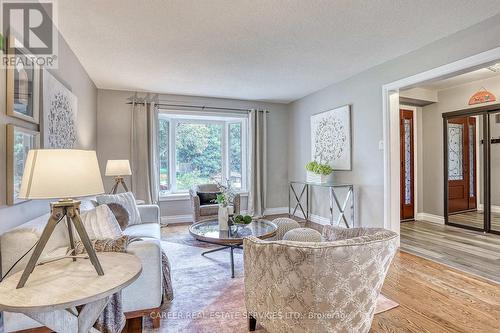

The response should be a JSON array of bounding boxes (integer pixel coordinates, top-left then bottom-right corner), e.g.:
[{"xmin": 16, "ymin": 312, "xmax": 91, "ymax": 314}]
[
  {"xmin": 447, "ymin": 117, "xmax": 477, "ymax": 213},
  {"xmin": 400, "ymin": 109, "xmax": 414, "ymax": 220}
]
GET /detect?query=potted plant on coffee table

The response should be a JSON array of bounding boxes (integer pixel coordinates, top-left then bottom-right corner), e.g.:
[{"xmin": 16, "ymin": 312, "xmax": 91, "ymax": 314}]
[{"xmin": 213, "ymin": 179, "xmax": 236, "ymax": 231}]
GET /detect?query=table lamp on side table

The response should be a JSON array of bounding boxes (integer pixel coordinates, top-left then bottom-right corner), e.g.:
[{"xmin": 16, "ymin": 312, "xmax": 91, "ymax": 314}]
[
  {"xmin": 16, "ymin": 149, "xmax": 105, "ymax": 289},
  {"xmin": 105, "ymin": 159, "xmax": 132, "ymax": 194}
]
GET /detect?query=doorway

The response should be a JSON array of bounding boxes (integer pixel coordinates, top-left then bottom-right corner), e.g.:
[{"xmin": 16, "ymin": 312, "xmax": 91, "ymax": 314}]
[
  {"xmin": 400, "ymin": 109, "xmax": 415, "ymax": 220},
  {"xmin": 444, "ymin": 105, "xmax": 500, "ymax": 235}
]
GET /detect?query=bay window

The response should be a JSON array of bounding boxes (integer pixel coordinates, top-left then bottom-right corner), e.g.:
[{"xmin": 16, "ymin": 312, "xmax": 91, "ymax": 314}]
[{"xmin": 158, "ymin": 113, "xmax": 247, "ymax": 196}]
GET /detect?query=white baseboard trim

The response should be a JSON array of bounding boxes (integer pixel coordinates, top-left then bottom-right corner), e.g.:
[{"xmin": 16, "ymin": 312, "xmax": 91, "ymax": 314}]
[
  {"xmin": 161, "ymin": 207, "xmax": 288, "ymax": 225},
  {"xmin": 415, "ymin": 212, "xmax": 444, "ymax": 224},
  {"xmin": 161, "ymin": 206, "xmax": 317, "ymax": 225},
  {"xmin": 478, "ymin": 204, "xmax": 500, "ymax": 213},
  {"xmin": 289, "ymin": 211, "xmax": 331, "ymax": 225},
  {"xmin": 161, "ymin": 214, "xmax": 192, "ymax": 225}
]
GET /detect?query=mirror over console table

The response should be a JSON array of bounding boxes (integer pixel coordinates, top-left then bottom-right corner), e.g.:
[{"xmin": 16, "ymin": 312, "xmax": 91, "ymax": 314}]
[{"xmin": 288, "ymin": 181, "xmax": 355, "ymax": 228}]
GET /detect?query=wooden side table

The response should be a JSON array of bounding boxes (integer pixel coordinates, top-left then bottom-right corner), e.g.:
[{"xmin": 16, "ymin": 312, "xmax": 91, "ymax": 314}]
[{"xmin": 0, "ymin": 252, "xmax": 142, "ymax": 333}]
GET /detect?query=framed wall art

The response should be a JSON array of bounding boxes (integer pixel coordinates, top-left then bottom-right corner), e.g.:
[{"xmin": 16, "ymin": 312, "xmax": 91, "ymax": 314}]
[
  {"xmin": 6, "ymin": 41, "xmax": 41, "ymax": 124},
  {"xmin": 42, "ymin": 69, "xmax": 78, "ymax": 148},
  {"xmin": 310, "ymin": 104, "xmax": 352, "ymax": 170},
  {"xmin": 6, "ymin": 124, "xmax": 40, "ymax": 205}
]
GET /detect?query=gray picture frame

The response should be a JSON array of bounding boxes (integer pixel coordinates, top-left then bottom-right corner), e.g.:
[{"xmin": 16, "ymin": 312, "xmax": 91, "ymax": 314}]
[
  {"xmin": 310, "ymin": 104, "xmax": 352, "ymax": 171},
  {"xmin": 6, "ymin": 124, "xmax": 40, "ymax": 205},
  {"xmin": 6, "ymin": 37, "xmax": 41, "ymax": 124}
]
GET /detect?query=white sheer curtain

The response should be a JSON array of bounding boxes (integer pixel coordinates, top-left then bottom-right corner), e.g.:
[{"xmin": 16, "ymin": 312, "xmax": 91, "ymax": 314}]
[
  {"xmin": 130, "ymin": 100, "xmax": 159, "ymax": 204},
  {"xmin": 247, "ymin": 109, "xmax": 267, "ymax": 217}
]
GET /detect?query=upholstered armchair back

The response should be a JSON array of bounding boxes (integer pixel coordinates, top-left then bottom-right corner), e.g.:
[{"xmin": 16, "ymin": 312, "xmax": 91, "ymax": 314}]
[
  {"xmin": 192, "ymin": 184, "xmax": 220, "ymax": 193},
  {"xmin": 188, "ymin": 183, "xmax": 241, "ymax": 222},
  {"xmin": 243, "ymin": 227, "xmax": 398, "ymax": 333}
]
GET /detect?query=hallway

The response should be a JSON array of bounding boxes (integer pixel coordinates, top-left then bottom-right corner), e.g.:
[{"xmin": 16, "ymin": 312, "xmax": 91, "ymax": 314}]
[{"xmin": 400, "ymin": 220, "xmax": 500, "ymax": 283}]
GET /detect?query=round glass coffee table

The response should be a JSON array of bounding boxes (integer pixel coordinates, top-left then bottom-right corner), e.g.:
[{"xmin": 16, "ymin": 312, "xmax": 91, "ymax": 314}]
[{"xmin": 189, "ymin": 219, "xmax": 277, "ymax": 278}]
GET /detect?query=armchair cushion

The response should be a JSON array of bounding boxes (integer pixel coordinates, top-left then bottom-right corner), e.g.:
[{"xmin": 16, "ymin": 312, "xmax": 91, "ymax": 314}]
[{"xmin": 199, "ymin": 204, "xmax": 219, "ymax": 217}]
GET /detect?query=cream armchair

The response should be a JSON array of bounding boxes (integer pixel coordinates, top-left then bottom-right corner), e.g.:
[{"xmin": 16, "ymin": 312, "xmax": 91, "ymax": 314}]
[
  {"xmin": 189, "ymin": 184, "xmax": 240, "ymax": 222},
  {"xmin": 244, "ymin": 226, "xmax": 398, "ymax": 333}
]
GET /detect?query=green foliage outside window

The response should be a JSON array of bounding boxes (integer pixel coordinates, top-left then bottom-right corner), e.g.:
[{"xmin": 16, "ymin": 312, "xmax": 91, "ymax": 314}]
[{"xmin": 159, "ymin": 118, "xmax": 244, "ymax": 193}]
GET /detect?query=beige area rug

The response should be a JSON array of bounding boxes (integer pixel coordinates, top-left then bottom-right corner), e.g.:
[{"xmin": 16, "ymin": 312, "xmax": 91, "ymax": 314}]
[
  {"xmin": 184, "ymin": 277, "xmax": 398, "ymax": 332},
  {"xmin": 147, "ymin": 226, "xmax": 399, "ymax": 333}
]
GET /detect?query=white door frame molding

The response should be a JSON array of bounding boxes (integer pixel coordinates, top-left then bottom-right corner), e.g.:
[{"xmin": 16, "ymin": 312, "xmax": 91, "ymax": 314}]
[{"xmin": 382, "ymin": 46, "xmax": 500, "ymax": 234}]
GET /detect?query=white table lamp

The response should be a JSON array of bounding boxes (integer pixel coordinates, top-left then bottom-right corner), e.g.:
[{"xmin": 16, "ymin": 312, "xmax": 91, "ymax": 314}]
[
  {"xmin": 16, "ymin": 149, "xmax": 105, "ymax": 288},
  {"xmin": 105, "ymin": 159, "xmax": 132, "ymax": 193}
]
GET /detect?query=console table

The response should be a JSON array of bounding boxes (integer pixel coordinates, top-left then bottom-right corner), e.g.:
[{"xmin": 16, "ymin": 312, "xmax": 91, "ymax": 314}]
[{"xmin": 289, "ymin": 181, "xmax": 355, "ymax": 227}]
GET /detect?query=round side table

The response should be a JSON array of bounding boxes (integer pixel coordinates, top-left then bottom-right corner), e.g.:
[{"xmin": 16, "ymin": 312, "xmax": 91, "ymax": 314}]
[{"xmin": 0, "ymin": 252, "xmax": 142, "ymax": 333}]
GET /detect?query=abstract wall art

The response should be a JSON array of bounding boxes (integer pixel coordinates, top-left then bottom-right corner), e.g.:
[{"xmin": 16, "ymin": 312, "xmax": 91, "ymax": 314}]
[
  {"xmin": 42, "ymin": 70, "xmax": 78, "ymax": 148},
  {"xmin": 310, "ymin": 105, "xmax": 351, "ymax": 170}
]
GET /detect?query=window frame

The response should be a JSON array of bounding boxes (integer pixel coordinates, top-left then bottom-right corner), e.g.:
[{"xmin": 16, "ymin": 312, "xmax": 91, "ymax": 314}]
[{"xmin": 158, "ymin": 112, "xmax": 248, "ymax": 196}]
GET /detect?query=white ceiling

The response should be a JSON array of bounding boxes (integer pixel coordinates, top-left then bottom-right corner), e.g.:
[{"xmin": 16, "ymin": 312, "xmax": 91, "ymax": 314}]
[
  {"xmin": 419, "ymin": 66, "xmax": 500, "ymax": 91},
  {"xmin": 57, "ymin": 1, "xmax": 500, "ymax": 103}
]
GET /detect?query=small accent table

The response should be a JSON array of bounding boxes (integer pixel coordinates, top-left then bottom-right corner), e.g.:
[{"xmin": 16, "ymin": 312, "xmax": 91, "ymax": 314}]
[
  {"xmin": 189, "ymin": 219, "xmax": 277, "ymax": 278},
  {"xmin": 0, "ymin": 252, "xmax": 142, "ymax": 333},
  {"xmin": 289, "ymin": 181, "xmax": 355, "ymax": 227}
]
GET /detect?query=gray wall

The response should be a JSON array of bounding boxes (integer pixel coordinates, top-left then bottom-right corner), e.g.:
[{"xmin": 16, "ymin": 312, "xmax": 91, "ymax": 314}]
[
  {"xmin": 0, "ymin": 34, "xmax": 97, "ymax": 234},
  {"xmin": 97, "ymin": 89, "xmax": 289, "ymax": 218},
  {"xmin": 422, "ymin": 75, "xmax": 500, "ymax": 216},
  {"xmin": 288, "ymin": 14, "xmax": 500, "ymax": 227}
]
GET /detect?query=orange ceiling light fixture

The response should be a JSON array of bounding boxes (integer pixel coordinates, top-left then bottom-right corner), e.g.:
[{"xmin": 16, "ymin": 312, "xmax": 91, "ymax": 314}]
[{"xmin": 468, "ymin": 88, "xmax": 496, "ymax": 105}]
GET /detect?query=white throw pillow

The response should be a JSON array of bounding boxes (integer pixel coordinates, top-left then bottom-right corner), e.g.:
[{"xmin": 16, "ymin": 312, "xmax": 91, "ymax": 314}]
[
  {"xmin": 76, "ymin": 205, "xmax": 123, "ymax": 240},
  {"xmin": 96, "ymin": 192, "xmax": 142, "ymax": 226}
]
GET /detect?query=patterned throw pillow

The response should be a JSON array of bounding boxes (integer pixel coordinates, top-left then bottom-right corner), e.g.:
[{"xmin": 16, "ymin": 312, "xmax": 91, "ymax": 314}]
[
  {"xmin": 74, "ymin": 235, "xmax": 129, "ymax": 254},
  {"xmin": 96, "ymin": 192, "xmax": 141, "ymax": 226}
]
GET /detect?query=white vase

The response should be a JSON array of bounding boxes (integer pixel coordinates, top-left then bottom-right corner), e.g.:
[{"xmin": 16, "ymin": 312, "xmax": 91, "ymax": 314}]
[
  {"xmin": 218, "ymin": 205, "xmax": 229, "ymax": 231},
  {"xmin": 306, "ymin": 171, "xmax": 333, "ymax": 184}
]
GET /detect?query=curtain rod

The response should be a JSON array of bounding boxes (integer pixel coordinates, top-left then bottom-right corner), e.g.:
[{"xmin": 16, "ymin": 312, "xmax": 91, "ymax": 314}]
[{"xmin": 125, "ymin": 101, "xmax": 269, "ymax": 113}]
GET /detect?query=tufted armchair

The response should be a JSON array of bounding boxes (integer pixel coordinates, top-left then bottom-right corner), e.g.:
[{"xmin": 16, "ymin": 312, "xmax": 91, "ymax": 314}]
[
  {"xmin": 189, "ymin": 184, "xmax": 241, "ymax": 222},
  {"xmin": 244, "ymin": 226, "xmax": 398, "ymax": 333}
]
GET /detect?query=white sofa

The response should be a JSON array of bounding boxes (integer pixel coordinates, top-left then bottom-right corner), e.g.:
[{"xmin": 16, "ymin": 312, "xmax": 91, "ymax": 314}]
[{"xmin": 0, "ymin": 201, "xmax": 164, "ymax": 332}]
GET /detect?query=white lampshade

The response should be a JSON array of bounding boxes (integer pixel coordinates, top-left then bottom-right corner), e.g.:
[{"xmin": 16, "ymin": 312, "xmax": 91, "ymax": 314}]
[
  {"xmin": 18, "ymin": 149, "xmax": 105, "ymax": 199},
  {"xmin": 105, "ymin": 160, "xmax": 132, "ymax": 176}
]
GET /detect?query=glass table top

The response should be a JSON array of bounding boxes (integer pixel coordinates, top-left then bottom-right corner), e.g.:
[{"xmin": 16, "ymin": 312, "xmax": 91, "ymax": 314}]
[
  {"xmin": 189, "ymin": 219, "xmax": 277, "ymax": 243},
  {"xmin": 290, "ymin": 180, "xmax": 353, "ymax": 187}
]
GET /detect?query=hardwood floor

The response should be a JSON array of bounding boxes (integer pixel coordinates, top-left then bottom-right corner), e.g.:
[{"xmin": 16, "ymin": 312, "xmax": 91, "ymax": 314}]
[
  {"xmin": 137, "ymin": 220, "xmax": 500, "ymax": 333},
  {"xmin": 401, "ymin": 220, "xmax": 500, "ymax": 283},
  {"xmin": 373, "ymin": 251, "xmax": 500, "ymax": 333},
  {"xmin": 448, "ymin": 210, "xmax": 500, "ymax": 231}
]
